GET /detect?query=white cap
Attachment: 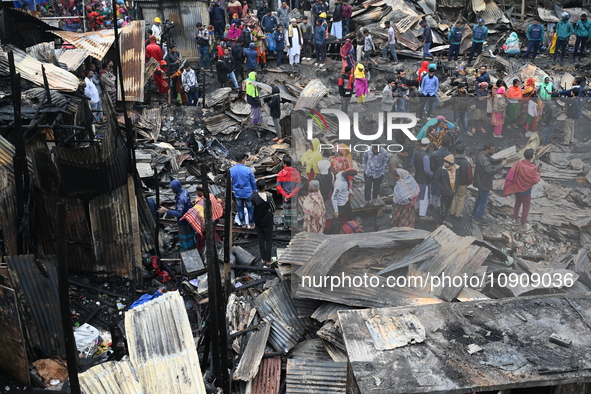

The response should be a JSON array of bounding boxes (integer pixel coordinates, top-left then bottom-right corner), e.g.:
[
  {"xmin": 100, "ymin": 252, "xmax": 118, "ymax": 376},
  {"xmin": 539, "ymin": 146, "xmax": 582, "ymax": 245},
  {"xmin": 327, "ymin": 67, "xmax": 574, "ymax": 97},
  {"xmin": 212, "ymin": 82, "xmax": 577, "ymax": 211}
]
[
  {"xmin": 421, "ymin": 137, "xmax": 430, "ymax": 145},
  {"xmin": 291, "ymin": 18, "xmax": 297, "ymax": 22}
]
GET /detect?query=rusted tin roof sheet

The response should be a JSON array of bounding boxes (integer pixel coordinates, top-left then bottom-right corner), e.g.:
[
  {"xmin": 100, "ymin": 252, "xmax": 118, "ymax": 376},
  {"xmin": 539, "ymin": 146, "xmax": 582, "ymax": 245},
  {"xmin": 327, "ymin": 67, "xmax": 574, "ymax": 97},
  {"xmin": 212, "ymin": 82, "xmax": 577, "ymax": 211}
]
[
  {"xmin": 5, "ymin": 255, "xmax": 65, "ymax": 358},
  {"xmin": 251, "ymin": 356, "xmax": 281, "ymax": 394},
  {"xmin": 251, "ymin": 281, "xmax": 306, "ymax": 353},
  {"xmin": 0, "ymin": 285, "xmax": 30, "ymax": 388},
  {"xmin": 286, "ymin": 360, "xmax": 347, "ymax": 393},
  {"xmin": 56, "ymin": 48, "xmax": 91, "ymax": 71},
  {"xmin": 0, "ymin": 46, "xmax": 79, "ymax": 92},
  {"xmin": 125, "ymin": 291, "xmax": 207, "ymax": 394},
  {"xmin": 234, "ymin": 321, "xmax": 272, "ymax": 381},
  {"xmin": 294, "ymin": 79, "xmax": 329, "ymax": 110},
  {"xmin": 79, "ymin": 359, "xmax": 143, "ymax": 394},
  {"xmin": 118, "ymin": 20, "xmax": 145, "ymax": 102},
  {"xmin": 51, "ymin": 29, "xmax": 115, "ymax": 60},
  {"xmin": 277, "ymin": 231, "xmax": 329, "ymax": 267},
  {"xmin": 397, "ymin": 28, "xmax": 423, "ymax": 51}
]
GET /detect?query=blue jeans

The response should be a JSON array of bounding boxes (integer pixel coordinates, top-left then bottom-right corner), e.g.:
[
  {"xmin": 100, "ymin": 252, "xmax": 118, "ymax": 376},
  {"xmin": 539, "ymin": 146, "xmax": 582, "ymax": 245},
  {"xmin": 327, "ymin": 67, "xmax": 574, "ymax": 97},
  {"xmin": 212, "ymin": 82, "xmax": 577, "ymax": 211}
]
[
  {"xmin": 199, "ymin": 46, "xmax": 210, "ymax": 67},
  {"xmin": 423, "ymin": 94, "xmax": 439, "ymax": 116},
  {"xmin": 448, "ymin": 43, "xmax": 460, "ymax": 61},
  {"xmin": 423, "ymin": 42, "xmax": 433, "ymax": 57},
  {"xmin": 228, "ymin": 71, "xmax": 239, "ymax": 88},
  {"xmin": 343, "ymin": 19, "xmax": 350, "ymax": 36},
  {"xmin": 472, "ymin": 189, "xmax": 490, "ymax": 221},
  {"xmin": 468, "ymin": 42, "xmax": 483, "ymax": 62},
  {"xmin": 382, "ymin": 43, "xmax": 398, "ymax": 61},
  {"xmin": 186, "ymin": 90, "xmax": 199, "ymax": 106},
  {"xmin": 236, "ymin": 197, "xmax": 254, "ymax": 226},
  {"xmin": 543, "ymin": 123, "xmax": 556, "ymax": 145},
  {"xmin": 523, "ymin": 41, "xmax": 541, "ymax": 59},
  {"xmin": 395, "ymin": 98, "xmax": 409, "ymax": 112},
  {"xmin": 456, "ymin": 110, "xmax": 468, "ymax": 133},
  {"xmin": 574, "ymin": 36, "xmax": 588, "ymax": 58},
  {"xmin": 554, "ymin": 39, "xmax": 568, "ymax": 60},
  {"xmin": 276, "ymin": 50, "xmax": 283, "ymax": 67}
]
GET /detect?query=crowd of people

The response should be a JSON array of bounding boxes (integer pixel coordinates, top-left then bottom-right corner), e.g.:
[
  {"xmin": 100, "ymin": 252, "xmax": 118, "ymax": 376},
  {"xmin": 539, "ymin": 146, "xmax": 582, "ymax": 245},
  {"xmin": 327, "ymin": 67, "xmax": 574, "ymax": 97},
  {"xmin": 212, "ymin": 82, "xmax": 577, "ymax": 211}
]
[{"xmin": 18, "ymin": 0, "xmax": 132, "ymax": 31}]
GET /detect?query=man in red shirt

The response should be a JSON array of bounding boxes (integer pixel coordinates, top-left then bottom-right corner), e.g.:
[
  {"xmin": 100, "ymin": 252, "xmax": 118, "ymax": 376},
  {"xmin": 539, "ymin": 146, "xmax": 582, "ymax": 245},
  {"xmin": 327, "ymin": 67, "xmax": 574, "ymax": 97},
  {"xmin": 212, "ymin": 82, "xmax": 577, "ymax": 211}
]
[{"xmin": 146, "ymin": 35, "xmax": 163, "ymax": 62}]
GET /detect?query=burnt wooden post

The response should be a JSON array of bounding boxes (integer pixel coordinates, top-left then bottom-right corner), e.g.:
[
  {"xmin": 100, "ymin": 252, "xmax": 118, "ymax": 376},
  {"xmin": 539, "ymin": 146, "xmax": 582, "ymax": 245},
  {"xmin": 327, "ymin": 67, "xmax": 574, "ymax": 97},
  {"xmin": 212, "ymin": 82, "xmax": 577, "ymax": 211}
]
[
  {"xmin": 56, "ymin": 202, "xmax": 81, "ymax": 394},
  {"xmin": 201, "ymin": 164, "xmax": 231, "ymax": 393},
  {"xmin": 8, "ymin": 51, "xmax": 29, "ymax": 255},
  {"xmin": 41, "ymin": 64, "xmax": 52, "ymax": 105},
  {"xmin": 223, "ymin": 170, "xmax": 233, "ymax": 301},
  {"xmin": 154, "ymin": 167, "xmax": 160, "ymax": 257}
]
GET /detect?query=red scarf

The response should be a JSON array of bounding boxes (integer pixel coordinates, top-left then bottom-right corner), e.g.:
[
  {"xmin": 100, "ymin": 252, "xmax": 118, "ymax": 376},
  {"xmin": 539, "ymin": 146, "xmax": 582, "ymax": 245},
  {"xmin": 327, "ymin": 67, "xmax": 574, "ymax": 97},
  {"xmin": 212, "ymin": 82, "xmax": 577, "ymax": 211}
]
[{"xmin": 503, "ymin": 160, "xmax": 540, "ymax": 196}]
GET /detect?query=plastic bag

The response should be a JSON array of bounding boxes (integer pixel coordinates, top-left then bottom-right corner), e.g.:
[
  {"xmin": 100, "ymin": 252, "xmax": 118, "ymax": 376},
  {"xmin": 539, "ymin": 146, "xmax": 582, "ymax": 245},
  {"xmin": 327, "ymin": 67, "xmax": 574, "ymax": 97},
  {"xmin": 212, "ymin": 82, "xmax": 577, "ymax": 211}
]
[
  {"xmin": 266, "ymin": 33, "xmax": 276, "ymax": 51},
  {"xmin": 549, "ymin": 33, "xmax": 557, "ymax": 54},
  {"xmin": 74, "ymin": 323, "xmax": 100, "ymax": 358}
]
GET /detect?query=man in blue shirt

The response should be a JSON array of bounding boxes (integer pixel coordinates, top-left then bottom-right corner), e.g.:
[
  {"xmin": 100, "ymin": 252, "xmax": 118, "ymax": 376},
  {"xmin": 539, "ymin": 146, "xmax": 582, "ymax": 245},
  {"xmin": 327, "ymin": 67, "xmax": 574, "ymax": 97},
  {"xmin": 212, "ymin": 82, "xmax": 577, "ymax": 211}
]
[
  {"xmin": 420, "ymin": 67, "xmax": 439, "ymax": 118},
  {"xmin": 447, "ymin": 21, "xmax": 463, "ymax": 61},
  {"xmin": 157, "ymin": 180, "xmax": 195, "ymax": 250},
  {"xmin": 522, "ymin": 17, "xmax": 545, "ymax": 65},
  {"xmin": 573, "ymin": 13, "xmax": 591, "ymax": 62},
  {"xmin": 554, "ymin": 12, "xmax": 574, "ymax": 65},
  {"xmin": 467, "ymin": 19, "xmax": 488, "ymax": 66},
  {"xmin": 229, "ymin": 152, "xmax": 257, "ymax": 228}
]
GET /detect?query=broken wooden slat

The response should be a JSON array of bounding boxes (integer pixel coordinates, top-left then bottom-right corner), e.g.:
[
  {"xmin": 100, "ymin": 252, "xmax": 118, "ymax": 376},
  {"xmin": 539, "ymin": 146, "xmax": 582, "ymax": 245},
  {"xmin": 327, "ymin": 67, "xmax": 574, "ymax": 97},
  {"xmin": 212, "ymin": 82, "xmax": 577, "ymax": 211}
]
[{"xmin": 233, "ymin": 321, "xmax": 273, "ymax": 381}]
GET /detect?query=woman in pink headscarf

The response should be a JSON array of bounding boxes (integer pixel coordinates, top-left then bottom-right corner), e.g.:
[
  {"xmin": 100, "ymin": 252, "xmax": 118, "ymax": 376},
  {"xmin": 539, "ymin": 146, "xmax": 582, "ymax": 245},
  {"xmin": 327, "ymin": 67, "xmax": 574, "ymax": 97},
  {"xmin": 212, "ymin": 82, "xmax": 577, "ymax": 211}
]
[
  {"xmin": 491, "ymin": 87, "xmax": 507, "ymax": 138},
  {"xmin": 227, "ymin": 23, "xmax": 241, "ymax": 40}
]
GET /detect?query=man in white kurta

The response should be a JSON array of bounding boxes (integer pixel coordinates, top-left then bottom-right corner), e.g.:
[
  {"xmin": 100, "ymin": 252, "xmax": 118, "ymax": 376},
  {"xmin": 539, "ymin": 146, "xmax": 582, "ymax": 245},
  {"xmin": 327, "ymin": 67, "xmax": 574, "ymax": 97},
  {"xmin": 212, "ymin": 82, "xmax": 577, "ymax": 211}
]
[{"xmin": 287, "ymin": 18, "xmax": 302, "ymax": 65}]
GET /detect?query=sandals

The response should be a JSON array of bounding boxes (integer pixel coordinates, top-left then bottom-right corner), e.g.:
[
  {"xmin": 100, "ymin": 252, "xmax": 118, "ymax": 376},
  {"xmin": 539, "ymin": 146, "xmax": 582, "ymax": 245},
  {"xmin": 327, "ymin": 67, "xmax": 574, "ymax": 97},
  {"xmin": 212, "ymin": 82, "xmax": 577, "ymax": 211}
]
[
  {"xmin": 419, "ymin": 215, "xmax": 434, "ymax": 221},
  {"xmin": 480, "ymin": 128, "xmax": 486, "ymax": 134}
]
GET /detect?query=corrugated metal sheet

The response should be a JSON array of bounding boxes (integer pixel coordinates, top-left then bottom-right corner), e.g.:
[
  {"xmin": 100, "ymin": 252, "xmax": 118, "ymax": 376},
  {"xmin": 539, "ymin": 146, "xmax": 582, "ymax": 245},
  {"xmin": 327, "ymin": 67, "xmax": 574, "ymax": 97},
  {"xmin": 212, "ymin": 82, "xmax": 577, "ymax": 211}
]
[
  {"xmin": 278, "ymin": 232, "xmax": 328, "ymax": 267},
  {"xmin": 364, "ymin": 313, "xmax": 426, "ymax": 350},
  {"xmin": 537, "ymin": 7, "xmax": 559, "ymax": 22},
  {"xmin": 311, "ymin": 302, "xmax": 353, "ymax": 323},
  {"xmin": 0, "ymin": 46, "xmax": 79, "ymax": 92},
  {"xmin": 137, "ymin": 1, "xmax": 210, "ymax": 60},
  {"xmin": 0, "ymin": 184, "xmax": 17, "ymax": 256},
  {"xmin": 125, "ymin": 291, "xmax": 207, "ymax": 394},
  {"xmin": 234, "ymin": 320, "xmax": 272, "ymax": 381},
  {"xmin": 0, "ymin": 285, "xmax": 30, "ymax": 388},
  {"xmin": 251, "ymin": 356, "xmax": 281, "ymax": 394},
  {"xmin": 252, "ymin": 281, "xmax": 306, "ymax": 353},
  {"xmin": 504, "ymin": 63, "xmax": 549, "ymax": 90},
  {"xmin": 477, "ymin": 0, "xmax": 509, "ymax": 25},
  {"xmin": 51, "ymin": 29, "xmax": 115, "ymax": 60},
  {"xmin": 396, "ymin": 28, "xmax": 422, "ymax": 51},
  {"xmin": 294, "ymin": 79, "xmax": 329, "ymax": 110},
  {"xmin": 396, "ymin": 15, "xmax": 421, "ymax": 33},
  {"xmin": 471, "ymin": 0, "xmax": 486, "ymax": 12},
  {"xmin": 5, "ymin": 255, "xmax": 65, "ymax": 358},
  {"xmin": 88, "ymin": 182, "xmax": 136, "ymax": 276},
  {"xmin": 118, "ymin": 20, "xmax": 145, "ymax": 102},
  {"xmin": 289, "ymin": 339, "xmax": 333, "ymax": 361},
  {"xmin": 0, "ymin": 134, "xmax": 15, "ymax": 182},
  {"xmin": 80, "ymin": 359, "xmax": 143, "ymax": 394},
  {"xmin": 286, "ymin": 360, "xmax": 347, "ymax": 393},
  {"xmin": 56, "ymin": 48, "xmax": 91, "ymax": 71}
]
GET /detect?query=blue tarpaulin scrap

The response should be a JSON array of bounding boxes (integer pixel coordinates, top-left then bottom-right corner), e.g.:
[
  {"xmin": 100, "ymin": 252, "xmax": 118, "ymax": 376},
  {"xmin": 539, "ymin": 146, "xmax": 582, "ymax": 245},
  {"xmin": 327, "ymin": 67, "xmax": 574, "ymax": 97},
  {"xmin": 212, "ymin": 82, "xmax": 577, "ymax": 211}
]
[{"xmin": 130, "ymin": 290, "xmax": 164, "ymax": 309}]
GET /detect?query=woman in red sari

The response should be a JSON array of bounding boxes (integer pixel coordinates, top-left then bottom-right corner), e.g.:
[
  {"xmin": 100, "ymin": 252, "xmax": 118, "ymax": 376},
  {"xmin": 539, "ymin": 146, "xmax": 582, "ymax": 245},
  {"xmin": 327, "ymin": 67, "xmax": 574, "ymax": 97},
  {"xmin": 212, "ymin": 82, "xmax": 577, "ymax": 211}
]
[
  {"xmin": 503, "ymin": 148, "xmax": 540, "ymax": 231},
  {"xmin": 340, "ymin": 39, "xmax": 355, "ymax": 74},
  {"xmin": 153, "ymin": 60, "xmax": 168, "ymax": 95}
]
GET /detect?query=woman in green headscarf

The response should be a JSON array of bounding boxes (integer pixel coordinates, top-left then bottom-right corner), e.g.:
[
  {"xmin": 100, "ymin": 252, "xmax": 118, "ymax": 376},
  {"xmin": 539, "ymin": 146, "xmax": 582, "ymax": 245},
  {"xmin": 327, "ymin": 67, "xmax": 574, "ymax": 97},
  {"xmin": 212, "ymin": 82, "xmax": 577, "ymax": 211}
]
[
  {"xmin": 301, "ymin": 138, "xmax": 323, "ymax": 182},
  {"xmin": 245, "ymin": 72, "xmax": 263, "ymax": 125},
  {"xmin": 538, "ymin": 76, "xmax": 554, "ymax": 101}
]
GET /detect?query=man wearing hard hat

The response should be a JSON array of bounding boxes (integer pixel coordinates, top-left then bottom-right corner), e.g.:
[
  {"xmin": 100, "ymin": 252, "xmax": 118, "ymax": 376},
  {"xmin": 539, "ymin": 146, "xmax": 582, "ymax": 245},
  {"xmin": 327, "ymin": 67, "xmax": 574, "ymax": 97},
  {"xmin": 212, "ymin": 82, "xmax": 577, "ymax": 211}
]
[{"xmin": 152, "ymin": 17, "xmax": 162, "ymax": 43}]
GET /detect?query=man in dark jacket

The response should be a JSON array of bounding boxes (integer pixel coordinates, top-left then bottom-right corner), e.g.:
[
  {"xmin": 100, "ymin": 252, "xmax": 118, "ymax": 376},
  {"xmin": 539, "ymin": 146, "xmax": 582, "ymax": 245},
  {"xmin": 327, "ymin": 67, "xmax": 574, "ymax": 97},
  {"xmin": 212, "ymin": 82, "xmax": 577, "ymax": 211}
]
[
  {"xmin": 196, "ymin": 23, "xmax": 210, "ymax": 68},
  {"xmin": 341, "ymin": 1, "xmax": 352, "ymax": 36},
  {"xmin": 472, "ymin": 142, "xmax": 507, "ymax": 221},
  {"xmin": 420, "ymin": 19, "xmax": 433, "ymax": 60},
  {"xmin": 331, "ymin": 0, "xmax": 343, "ymax": 40},
  {"xmin": 433, "ymin": 154, "xmax": 458, "ymax": 225},
  {"xmin": 245, "ymin": 42, "xmax": 259, "ymax": 72},
  {"xmin": 261, "ymin": 9, "xmax": 278, "ymax": 33},
  {"xmin": 453, "ymin": 83, "xmax": 470, "ymax": 135},
  {"xmin": 563, "ymin": 88, "xmax": 582, "ymax": 146},
  {"xmin": 251, "ymin": 179, "xmax": 276, "ymax": 265},
  {"xmin": 450, "ymin": 144, "xmax": 472, "ymax": 218},
  {"xmin": 266, "ymin": 85, "xmax": 282, "ymax": 142},
  {"xmin": 210, "ymin": 2, "xmax": 226, "ymax": 39},
  {"xmin": 216, "ymin": 57, "xmax": 231, "ymax": 87},
  {"xmin": 339, "ymin": 65, "xmax": 353, "ymax": 113},
  {"xmin": 257, "ymin": 1, "xmax": 269, "ymax": 20},
  {"xmin": 300, "ymin": 16, "xmax": 314, "ymax": 60},
  {"xmin": 414, "ymin": 137, "xmax": 433, "ymax": 220},
  {"xmin": 428, "ymin": 135, "xmax": 451, "ymax": 208},
  {"xmin": 232, "ymin": 38, "xmax": 245, "ymax": 81},
  {"xmin": 313, "ymin": 19, "xmax": 326, "ymax": 66}
]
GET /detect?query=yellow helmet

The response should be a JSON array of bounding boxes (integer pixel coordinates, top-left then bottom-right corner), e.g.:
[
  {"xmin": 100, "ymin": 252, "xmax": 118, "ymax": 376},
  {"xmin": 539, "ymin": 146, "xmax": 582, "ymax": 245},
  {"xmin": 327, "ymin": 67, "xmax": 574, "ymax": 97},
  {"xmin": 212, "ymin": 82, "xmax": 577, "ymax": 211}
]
[
  {"xmin": 154, "ymin": 17, "xmax": 162, "ymax": 23},
  {"xmin": 319, "ymin": 12, "xmax": 327, "ymax": 18}
]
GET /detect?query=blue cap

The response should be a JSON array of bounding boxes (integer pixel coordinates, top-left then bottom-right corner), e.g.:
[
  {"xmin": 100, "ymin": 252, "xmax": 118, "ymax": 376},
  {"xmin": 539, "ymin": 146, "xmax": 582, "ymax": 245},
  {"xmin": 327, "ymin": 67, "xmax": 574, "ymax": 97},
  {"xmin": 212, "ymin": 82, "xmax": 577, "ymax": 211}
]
[{"xmin": 478, "ymin": 18, "xmax": 484, "ymax": 23}]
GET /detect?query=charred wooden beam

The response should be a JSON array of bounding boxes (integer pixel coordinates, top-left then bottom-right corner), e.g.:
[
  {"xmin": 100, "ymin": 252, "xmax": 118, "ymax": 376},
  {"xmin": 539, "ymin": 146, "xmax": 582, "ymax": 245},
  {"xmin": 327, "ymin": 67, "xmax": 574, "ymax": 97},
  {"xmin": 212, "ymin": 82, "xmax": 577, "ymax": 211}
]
[
  {"xmin": 56, "ymin": 202, "xmax": 81, "ymax": 394},
  {"xmin": 223, "ymin": 170, "xmax": 232, "ymax": 301},
  {"xmin": 201, "ymin": 164, "xmax": 231, "ymax": 393}
]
